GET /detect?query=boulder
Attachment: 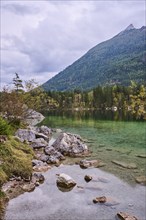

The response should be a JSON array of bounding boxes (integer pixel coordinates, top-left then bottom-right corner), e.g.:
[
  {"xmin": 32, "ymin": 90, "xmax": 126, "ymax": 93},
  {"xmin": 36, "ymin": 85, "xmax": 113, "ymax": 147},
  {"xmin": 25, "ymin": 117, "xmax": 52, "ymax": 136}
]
[
  {"xmin": 25, "ymin": 110, "xmax": 45, "ymax": 126},
  {"xmin": 112, "ymin": 160, "xmax": 137, "ymax": 169},
  {"xmin": 116, "ymin": 212, "xmax": 138, "ymax": 220},
  {"xmin": 35, "ymin": 126, "xmax": 52, "ymax": 139},
  {"xmin": 32, "ymin": 159, "xmax": 44, "ymax": 167},
  {"xmin": 56, "ymin": 173, "xmax": 76, "ymax": 189},
  {"xmin": 47, "ymin": 155, "xmax": 60, "ymax": 164},
  {"xmin": 31, "ymin": 173, "xmax": 45, "ymax": 183},
  {"xmin": 39, "ymin": 154, "xmax": 50, "ymax": 162},
  {"xmin": 52, "ymin": 132, "xmax": 88, "ymax": 156},
  {"xmin": 44, "ymin": 146, "xmax": 56, "ymax": 155},
  {"xmin": 33, "ymin": 165, "xmax": 51, "ymax": 172},
  {"xmin": 15, "ymin": 129, "xmax": 36, "ymax": 142},
  {"xmin": 35, "ymin": 132, "xmax": 50, "ymax": 142},
  {"xmin": 79, "ymin": 159, "xmax": 105, "ymax": 169},
  {"xmin": 31, "ymin": 138, "xmax": 48, "ymax": 149},
  {"xmin": 84, "ymin": 175, "xmax": 92, "ymax": 182},
  {"xmin": 135, "ymin": 176, "xmax": 146, "ymax": 185},
  {"xmin": 21, "ymin": 183, "xmax": 35, "ymax": 192}
]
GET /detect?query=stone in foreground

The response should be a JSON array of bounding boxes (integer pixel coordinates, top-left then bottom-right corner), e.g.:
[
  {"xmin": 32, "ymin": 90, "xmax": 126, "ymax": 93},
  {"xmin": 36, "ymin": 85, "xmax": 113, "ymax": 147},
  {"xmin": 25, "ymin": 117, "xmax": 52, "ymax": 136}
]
[
  {"xmin": 56, "ymin": 173, "xmax": 76, "ymax": 189},
  {"xmin": 116, "ymin": 212, "xmax": 138, "ymax": 220}
]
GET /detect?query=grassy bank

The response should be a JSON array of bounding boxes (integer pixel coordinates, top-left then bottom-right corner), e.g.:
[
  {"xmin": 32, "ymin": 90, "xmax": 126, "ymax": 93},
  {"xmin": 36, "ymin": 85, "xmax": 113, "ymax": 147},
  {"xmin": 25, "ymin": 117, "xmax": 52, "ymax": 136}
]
[{"xmin": 0, "ymin": 136, "xmax": 34, "ymax": 217}]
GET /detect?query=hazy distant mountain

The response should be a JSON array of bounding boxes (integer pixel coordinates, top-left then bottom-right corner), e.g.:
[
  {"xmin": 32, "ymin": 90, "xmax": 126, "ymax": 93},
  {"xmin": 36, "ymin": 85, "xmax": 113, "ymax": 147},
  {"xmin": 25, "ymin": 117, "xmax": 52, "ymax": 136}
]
[{"xmin": 42, "ymin": 25, "xmax": 146, "ymax": 91}]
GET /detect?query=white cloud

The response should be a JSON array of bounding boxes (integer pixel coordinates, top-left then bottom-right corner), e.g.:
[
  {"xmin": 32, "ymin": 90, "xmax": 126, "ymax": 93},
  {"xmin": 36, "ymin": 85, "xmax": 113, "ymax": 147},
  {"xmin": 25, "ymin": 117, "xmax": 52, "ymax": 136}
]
[{"xmin": 0, "ymin": 0, "xmax": 145, "ymax": 89}]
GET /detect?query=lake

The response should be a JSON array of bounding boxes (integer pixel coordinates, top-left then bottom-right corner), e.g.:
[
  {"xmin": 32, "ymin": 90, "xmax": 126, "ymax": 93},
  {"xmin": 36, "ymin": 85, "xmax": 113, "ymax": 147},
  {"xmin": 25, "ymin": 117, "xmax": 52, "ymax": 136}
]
[{"xmin": 5, "ymin": 110, "xmax": 146, "ymax": 220}]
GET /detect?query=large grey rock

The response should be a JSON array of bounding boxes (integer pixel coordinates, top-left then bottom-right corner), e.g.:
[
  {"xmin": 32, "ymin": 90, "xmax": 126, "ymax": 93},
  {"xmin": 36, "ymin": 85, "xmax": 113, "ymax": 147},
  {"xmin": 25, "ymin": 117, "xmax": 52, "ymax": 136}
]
[
  {"xmin": 52, "ymin": 132, "xmax": 88, "ymax": 156},
  {"xmin": 15, "ymin": 129, "xmax": 36, "ymax": 142},
  {"xmin": 31, "ymin": 138, "xmax": 48, "ymax": 149},
  {"xmin": 25, "ymin": 110, "xmax": 45, "ymax": 126},
  {"xmin": 56, "ymin": 173, "xmax": 76, "ymax": 189},
  {"xmin": 44, "ymin": 146, "xmax": 56, "ymax": 155},
  {"xmin": 35, "ymin": 126, "xmax": 52, "ymax": 138}
]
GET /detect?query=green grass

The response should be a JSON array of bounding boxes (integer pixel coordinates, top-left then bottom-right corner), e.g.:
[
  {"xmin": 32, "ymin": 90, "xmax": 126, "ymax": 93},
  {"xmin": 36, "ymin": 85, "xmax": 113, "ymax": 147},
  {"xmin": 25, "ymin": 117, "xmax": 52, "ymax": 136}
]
[{"xmin": 0, "ymin": 136, "xmax": 34, "ymax": 187}]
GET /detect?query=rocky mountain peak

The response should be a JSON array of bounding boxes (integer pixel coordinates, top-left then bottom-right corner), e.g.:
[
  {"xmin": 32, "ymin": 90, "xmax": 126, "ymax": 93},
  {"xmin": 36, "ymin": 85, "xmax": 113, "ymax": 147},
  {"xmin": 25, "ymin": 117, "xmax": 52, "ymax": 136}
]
[{"xmin": 124, "ymin": 24, "xmax": 135, "ymax": 31}]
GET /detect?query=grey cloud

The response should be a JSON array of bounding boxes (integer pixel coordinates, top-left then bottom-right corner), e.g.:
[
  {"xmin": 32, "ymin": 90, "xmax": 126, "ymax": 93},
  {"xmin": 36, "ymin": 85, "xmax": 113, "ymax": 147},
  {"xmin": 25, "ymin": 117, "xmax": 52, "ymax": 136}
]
[{"xmin": 2, "ymin": 3, "xmax": 39, "ymax": 15}]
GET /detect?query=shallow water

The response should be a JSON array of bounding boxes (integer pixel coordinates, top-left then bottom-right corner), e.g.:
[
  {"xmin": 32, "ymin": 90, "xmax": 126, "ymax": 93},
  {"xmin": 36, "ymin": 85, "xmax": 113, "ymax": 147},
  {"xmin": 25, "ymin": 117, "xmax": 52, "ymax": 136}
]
[
  {"xmin": 5, "ymin": 165, "xmax": 146, "ymax": 220},
  {"xmin": 41, "ymin": 111, "xmax": 146, "ymax": 184}
]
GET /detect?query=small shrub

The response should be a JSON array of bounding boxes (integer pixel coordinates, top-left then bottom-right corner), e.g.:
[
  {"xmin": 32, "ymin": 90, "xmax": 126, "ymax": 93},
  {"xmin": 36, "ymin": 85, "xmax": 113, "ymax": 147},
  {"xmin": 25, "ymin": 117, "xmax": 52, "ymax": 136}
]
[{"xmin": 0, "ymin": 117, "xmax": 12, "ymax": 135}]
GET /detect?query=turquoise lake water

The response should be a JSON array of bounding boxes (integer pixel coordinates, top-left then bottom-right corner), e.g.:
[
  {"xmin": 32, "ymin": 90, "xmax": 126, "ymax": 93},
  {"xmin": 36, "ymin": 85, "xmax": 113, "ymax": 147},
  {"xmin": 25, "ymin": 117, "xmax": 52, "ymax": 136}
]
[{"xmin": 40, "ymin": 110, "xmax": 146, "ymax": 184}]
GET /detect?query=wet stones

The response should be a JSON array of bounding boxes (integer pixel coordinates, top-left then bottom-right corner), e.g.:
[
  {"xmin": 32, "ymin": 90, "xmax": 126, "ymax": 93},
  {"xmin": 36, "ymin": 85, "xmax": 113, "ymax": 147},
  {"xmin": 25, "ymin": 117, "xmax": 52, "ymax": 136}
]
[
  {"xmin": 84, "ymin": 175, "xmax": 92, "ymax": 182},
  {"xmin": 116, "ymin": 212, "xmax": 138, "ymax": 220}
]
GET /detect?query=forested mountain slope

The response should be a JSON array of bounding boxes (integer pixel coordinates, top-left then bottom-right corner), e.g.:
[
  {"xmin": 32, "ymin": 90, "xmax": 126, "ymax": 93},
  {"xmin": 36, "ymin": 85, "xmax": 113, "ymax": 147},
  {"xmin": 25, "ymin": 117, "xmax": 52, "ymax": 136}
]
[{"xmin": 43, "ymin": 25, "xmax": 146, "ymax": 91}]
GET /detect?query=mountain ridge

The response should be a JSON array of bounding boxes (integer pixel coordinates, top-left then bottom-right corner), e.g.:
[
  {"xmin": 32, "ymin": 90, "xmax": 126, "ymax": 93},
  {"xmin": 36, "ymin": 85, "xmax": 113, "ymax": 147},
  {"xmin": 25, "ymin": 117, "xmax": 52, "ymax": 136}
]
[{"xmin": 42, "ymin": 25, "xmax": 146, "ymax": 91}]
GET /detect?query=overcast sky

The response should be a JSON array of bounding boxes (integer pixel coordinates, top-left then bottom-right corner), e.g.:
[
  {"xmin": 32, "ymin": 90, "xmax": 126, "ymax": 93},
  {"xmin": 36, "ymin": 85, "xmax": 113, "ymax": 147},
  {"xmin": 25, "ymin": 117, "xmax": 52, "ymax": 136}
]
[{"xmin": 0, "ymin": 0, "xmax": 145, "ymax": 89}]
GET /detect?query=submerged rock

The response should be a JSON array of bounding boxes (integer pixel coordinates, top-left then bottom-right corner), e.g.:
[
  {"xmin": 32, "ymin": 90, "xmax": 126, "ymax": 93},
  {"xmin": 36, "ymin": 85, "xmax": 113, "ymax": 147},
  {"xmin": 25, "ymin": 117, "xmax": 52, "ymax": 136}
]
[
  {"xmin": 84, "ymin": 175, "xmax": 92, "ymax": 182},
  {"xmin": 135, "ymin": 176, "xmax": 146, "ymax": 185},
  {"xmin": 136, "ymin": 154, "xmax": 146, "ymax": 158},
  {"xmin": 116, "ymin": 212, "xmax": 138, "ymax": 220},
  {"xmin": 93, "ymin": 196, "xmax": 120, "ymax": 206},
  {"xmin": 93, "ymin": 196, "xmax": 106, "ymax": 203},
  {"xmin": 53, "ymin": 132, "xmax": 88, "ymax": 156},
  {"xmin": 79, "ymin": 159, "xmax": 105, "ymax": 169},
  {"xmin": 112, "ymin": 160, "xmax": 137, "ymax": 169},
  {"xmin": 56, "ymin": 173, "xmax": 76, "ymax": 189}
]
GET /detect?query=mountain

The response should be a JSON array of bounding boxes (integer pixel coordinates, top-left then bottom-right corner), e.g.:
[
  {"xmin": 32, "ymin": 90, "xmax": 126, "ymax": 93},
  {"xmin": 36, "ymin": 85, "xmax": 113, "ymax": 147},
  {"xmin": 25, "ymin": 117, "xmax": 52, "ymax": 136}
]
[{"xmin": 42, "ymin": 25, "xmax": 146, "ymax": 91}]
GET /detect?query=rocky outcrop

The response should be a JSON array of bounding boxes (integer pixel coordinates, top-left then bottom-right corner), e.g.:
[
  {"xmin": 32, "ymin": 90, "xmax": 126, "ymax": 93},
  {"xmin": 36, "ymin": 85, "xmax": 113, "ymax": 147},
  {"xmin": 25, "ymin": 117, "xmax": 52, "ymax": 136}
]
[
  {"xmin": 25, "ymin": 110, "xmax": 45, "ymax": 126},
  {"xmin": 112, "ymin": 160, "xmax": 137, "ymax": 169},
  {"xmin": 53, "ymin": 133, "xmax": 88, "ymax": 156},
  {"xmin": 116, "ymin": 212, "xmax": 138, "ymax": 220},
  {"xmin": 56, "ymin": 173, "xmax": 76, "ymax": 189}
]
